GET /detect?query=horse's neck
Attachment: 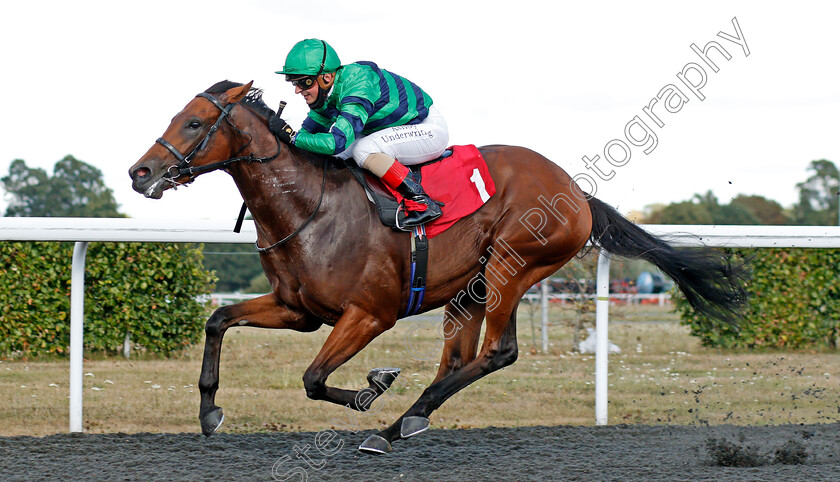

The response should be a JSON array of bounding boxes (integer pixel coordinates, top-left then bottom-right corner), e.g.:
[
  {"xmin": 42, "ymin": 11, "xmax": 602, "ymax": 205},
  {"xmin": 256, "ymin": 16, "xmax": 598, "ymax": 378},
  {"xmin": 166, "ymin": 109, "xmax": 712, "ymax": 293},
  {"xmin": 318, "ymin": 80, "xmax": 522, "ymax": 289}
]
[
  {"xmin": 222, "ymin": 109, "xmax": 365, "ymax": 251},
  {"xmin": 229, "ymin": 149, "xmax": 331, "ymax": 246}
]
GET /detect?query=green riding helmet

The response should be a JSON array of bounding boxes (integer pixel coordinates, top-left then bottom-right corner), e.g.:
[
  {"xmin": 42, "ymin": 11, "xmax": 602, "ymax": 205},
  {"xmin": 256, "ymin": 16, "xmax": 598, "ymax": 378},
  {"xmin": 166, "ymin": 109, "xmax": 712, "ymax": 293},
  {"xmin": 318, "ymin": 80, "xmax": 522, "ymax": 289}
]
[{"xmin": 276, "ymin": 39, "xmax": 342, "ymax": 76}]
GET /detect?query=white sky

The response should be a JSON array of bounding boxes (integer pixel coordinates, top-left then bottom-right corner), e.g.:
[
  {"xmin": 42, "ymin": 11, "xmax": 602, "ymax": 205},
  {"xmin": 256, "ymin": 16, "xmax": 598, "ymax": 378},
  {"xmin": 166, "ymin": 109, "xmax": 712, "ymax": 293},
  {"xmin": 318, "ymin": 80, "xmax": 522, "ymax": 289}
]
[{"xmin": 1, "ymin": 0, "xmax": 838, "ymax": 221}]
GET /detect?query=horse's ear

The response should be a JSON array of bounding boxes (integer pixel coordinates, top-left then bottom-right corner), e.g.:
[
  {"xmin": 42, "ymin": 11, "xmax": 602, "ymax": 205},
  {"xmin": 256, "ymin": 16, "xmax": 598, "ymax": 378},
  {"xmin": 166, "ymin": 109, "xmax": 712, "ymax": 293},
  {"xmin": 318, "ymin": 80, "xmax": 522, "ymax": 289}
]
[{"xmin": 220, "ymin": 81, "xmax": 254, "ymax": 104}]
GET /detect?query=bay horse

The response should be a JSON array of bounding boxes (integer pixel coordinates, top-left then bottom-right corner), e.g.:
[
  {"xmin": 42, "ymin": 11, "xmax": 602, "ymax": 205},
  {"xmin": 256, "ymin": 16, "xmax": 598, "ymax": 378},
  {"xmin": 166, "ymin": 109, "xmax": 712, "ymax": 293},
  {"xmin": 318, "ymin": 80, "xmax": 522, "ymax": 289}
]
[{"xmin": 129, "ymin": 80, "xmax": 748, "ymax": 454}]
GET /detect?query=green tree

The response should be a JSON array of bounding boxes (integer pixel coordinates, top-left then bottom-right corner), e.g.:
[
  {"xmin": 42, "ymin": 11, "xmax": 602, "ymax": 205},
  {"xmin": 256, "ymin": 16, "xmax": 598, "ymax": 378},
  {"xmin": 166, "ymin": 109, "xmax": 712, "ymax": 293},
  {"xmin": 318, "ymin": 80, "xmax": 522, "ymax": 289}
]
[
  {"xmin": 202, "ymin": 243, "xmax": 263, "ymax": 292},
  {"xmin": 0, "ymin": 242, "xmax": 216, "ymax": 357},
  {"xmin": 793, "ymin": 159, "xmax": 839, "ymax": 225},
  {"xmin": 650, "ymin": 201, "xmax": 714, "ymax": 224},
  {"xmin": 714, "ymin": 204, "xmax": 760, "ymax": 225},
  {"xmin": 676, "ymin": 248, "xmax": 840, "ymax": 349},
  {"xmin": 730, "ymin": 195, "xmax": 791, "ymax": 225},
  {"xmin": 647, "ymin": 192, "xmax": 789, "ymax": 226},
  {"xmin": 693, "ymin": 190, "xmax": 760, "ymax": 225},
  {"xmin": 2, "ymin": 155, "xmax": 123, "ymax": 217},
  {"xmin": 246, "ymin": 272, "xmax": 271, "ymax": 293}
]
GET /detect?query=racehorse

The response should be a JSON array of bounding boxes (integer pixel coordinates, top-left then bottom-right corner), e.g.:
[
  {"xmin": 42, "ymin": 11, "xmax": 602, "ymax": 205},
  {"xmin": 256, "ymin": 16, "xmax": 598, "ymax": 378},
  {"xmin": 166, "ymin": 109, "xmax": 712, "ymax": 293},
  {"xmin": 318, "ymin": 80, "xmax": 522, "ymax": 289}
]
[{"xmin": 129, "ymin": 80, "xmax": 748, "ymax": 454}]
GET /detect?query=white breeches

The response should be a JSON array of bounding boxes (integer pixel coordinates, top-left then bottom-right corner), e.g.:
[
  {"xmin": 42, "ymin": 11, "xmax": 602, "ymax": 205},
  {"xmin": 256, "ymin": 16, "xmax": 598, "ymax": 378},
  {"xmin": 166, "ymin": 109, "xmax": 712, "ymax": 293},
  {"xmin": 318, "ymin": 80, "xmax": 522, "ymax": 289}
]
[{"xmin": 338, "ymin": 106, "xmax": 449, "ymax": 166}]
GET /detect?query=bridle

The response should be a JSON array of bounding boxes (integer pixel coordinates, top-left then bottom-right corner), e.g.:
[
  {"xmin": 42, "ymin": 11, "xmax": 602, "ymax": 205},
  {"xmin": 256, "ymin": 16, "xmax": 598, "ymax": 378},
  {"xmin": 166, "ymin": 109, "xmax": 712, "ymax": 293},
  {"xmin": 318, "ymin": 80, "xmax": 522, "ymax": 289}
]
[
  {"xmin": 154, "ymin": 91, "xmax": 327, "ymax": 250},
  {"xmin": 155, "ymin": 92, "xmax": 280, "ymax": 181}
]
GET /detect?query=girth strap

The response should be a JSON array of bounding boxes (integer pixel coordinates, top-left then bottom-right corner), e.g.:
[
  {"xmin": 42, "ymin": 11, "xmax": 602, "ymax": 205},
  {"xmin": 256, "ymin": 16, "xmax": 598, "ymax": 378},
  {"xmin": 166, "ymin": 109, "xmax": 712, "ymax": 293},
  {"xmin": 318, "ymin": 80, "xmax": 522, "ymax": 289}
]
[{"xmin": 404, "ymin": 224, "xmax": 429, "ymax": 317}]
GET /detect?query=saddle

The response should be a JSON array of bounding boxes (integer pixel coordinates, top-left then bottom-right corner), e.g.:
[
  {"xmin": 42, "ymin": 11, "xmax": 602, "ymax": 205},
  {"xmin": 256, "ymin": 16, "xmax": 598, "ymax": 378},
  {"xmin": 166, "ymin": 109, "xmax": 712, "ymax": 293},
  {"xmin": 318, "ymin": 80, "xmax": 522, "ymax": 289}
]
[
  {"xmin": 345, "ymin": 144, "xmax": 495, "ymax": 238},
  {"xmin": 345, "ymin": 151, "xmax": 451, "ymax": 230}
]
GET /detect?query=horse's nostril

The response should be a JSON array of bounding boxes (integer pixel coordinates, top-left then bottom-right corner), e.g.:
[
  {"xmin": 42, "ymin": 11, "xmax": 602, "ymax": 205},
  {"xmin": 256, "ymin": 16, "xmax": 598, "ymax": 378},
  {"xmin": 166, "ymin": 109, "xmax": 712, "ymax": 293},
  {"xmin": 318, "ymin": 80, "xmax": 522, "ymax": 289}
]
[{"xmin": 134, "ymin": 167, "xmax": 151, "ymax": 179}]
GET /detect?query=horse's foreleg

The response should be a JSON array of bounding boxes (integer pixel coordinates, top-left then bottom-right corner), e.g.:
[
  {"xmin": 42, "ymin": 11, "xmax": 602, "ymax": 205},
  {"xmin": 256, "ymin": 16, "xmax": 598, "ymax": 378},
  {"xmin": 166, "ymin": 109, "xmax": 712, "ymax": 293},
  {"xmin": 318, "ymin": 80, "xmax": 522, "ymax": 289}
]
[
  {"xmin": 301, "ymin": 304, "xmax": 397, "ymax": 411},
  {"xmin": 199, "ymin": 294, "xmax": 312, "ymax": 437}
]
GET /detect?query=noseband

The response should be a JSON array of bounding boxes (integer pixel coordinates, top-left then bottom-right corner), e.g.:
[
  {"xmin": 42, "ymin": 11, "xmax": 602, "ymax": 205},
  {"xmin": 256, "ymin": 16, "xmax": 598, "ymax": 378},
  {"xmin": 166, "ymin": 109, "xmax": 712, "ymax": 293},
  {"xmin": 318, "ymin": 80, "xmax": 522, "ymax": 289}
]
[{"xmin": 155, "ymin": 92, "xmax": 279, "ymax": 180}]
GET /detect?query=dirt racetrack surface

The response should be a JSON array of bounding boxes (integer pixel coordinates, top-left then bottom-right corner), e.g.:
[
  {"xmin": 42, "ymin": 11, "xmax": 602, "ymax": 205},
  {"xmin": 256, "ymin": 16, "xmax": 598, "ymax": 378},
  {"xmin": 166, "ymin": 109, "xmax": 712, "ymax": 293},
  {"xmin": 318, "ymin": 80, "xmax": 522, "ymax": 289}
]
[{"xmin": 1, "ymin": 423, "xmax": 838, "ymax": 481}]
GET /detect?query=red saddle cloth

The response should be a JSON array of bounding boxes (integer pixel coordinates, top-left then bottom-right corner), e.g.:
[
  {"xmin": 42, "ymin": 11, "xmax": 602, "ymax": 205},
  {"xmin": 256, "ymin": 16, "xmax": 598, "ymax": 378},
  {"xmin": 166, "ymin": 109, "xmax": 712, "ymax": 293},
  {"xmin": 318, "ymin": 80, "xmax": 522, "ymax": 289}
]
[{"xmin": 388, "ymin": 144, "xmax": 496, "ymax": 238}]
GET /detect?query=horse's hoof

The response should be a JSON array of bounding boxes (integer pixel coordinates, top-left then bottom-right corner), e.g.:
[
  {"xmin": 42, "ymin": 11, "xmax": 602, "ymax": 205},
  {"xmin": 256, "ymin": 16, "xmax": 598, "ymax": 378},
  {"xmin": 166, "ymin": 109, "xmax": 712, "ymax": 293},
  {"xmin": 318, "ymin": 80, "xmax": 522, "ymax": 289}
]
[
  {"xmin": 367, "ymin": 367, "xmax": 401, "ymax": 390},
  {"xmin": 400, "ymin": 416, "xmax": 430, "ymax": 439},
  {"xmin": 358, "ymin": 434, "xmax": 392, "ymax": 454},
  {"xmin": 200, "ymin": 407, "xmax": 225, "ymax": 437}
]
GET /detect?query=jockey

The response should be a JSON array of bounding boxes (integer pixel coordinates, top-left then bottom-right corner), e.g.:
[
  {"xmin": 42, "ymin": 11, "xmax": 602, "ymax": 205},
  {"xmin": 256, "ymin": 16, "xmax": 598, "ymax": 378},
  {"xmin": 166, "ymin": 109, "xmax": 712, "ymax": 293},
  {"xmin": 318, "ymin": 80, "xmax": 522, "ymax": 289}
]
[{"xmin": 269, "ymin": 38, "xmax": 449, "ymax": 228}]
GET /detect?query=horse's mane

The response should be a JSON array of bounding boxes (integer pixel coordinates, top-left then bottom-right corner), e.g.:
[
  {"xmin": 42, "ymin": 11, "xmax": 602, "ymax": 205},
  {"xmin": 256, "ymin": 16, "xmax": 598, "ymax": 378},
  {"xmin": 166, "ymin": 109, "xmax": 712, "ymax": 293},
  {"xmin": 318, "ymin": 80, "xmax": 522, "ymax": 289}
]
[
  {"xmin": 204, "ymin": 80, "xmax": 341, "ymax": 170},
  {"xmin": 204, "ymin": 80, "xmax": 275, "ymax": 121}
]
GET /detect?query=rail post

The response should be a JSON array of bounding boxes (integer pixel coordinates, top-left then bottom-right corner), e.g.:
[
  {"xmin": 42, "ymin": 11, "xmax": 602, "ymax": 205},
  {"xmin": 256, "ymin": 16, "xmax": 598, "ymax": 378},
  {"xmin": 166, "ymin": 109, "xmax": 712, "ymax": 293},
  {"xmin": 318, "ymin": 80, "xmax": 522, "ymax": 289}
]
[
  {"xmin": 69, "ymin": 241, "xmax": 88, "ymax": 433},
  {"xmin": 595, "ymin": 249, "xmax": 611, "ymax": 426},
  {"xmin": 540, "ymin": 280, "xmax": 549, "ymax": 352}
]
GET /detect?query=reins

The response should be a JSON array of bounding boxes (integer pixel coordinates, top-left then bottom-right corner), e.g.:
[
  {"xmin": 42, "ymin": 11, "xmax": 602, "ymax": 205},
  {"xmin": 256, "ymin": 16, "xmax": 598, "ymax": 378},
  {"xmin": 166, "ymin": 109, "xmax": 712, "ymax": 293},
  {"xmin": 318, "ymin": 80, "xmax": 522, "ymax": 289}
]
[
  {"xmin": 155, "ymin": 91, "xmax": 327, "ymax": 251},
  {"xmin": 254, "ymin": 157, "xmax": 328, "ymax": 252}
]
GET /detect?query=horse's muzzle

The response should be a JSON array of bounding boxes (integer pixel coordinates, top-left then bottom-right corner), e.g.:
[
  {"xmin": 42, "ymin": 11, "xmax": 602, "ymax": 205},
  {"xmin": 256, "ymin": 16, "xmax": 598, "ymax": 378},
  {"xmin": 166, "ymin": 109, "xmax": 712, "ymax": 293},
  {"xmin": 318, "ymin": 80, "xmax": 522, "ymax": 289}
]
[{"xmin": 129, "ymin": 164, "xmax": 167, "ymax": 199}]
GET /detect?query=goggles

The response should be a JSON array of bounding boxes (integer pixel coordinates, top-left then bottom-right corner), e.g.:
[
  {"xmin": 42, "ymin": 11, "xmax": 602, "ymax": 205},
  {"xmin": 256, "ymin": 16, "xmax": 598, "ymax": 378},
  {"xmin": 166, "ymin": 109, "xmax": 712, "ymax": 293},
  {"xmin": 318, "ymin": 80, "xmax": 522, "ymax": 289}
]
[{"xmin": 287, "ymin": 75, "xmax": 317, "ymax": 90}]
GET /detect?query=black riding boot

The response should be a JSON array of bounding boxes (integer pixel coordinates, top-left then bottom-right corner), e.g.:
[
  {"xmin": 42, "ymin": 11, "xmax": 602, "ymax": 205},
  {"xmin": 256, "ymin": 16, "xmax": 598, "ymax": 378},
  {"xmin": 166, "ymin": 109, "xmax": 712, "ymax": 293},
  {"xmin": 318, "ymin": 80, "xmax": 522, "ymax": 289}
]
[{"xmin": 396, "ymin": 176, "xmax": 443, "ymax": 227}]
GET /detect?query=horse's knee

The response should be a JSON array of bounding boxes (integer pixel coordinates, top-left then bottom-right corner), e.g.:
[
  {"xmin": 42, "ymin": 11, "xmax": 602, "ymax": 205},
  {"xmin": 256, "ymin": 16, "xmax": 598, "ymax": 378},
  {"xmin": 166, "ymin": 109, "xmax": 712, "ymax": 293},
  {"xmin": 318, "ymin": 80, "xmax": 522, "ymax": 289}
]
[
  {"xmin": 302, "ymin": 368, "xmax": 326, "ymax": 400},
  {"xmin": 205, "ymin": 306, "xmax": 234, "ymax": 338}
]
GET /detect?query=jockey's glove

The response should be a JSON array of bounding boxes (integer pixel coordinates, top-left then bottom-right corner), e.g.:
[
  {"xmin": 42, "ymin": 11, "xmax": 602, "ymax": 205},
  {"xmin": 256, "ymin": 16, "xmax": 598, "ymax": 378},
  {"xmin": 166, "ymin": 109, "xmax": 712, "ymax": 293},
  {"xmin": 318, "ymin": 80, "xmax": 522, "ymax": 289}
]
[{"xmin": 268, "ymin": 116, "xmax": 297, "ymax": 144}]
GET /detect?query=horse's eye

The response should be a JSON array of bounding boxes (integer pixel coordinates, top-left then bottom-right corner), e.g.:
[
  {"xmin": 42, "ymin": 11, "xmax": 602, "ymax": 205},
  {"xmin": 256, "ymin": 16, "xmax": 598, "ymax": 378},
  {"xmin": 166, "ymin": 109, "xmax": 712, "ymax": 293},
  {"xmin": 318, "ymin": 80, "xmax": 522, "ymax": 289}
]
[{"xmin": 187, "ymin": 120, "xmax": 202, "ymax": 130}]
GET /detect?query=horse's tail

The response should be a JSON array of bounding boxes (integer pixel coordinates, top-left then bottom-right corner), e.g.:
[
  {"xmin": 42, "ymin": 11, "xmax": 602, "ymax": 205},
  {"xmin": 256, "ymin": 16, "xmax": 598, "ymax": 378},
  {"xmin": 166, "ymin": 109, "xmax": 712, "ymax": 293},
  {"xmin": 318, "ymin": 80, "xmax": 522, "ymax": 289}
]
[{"xmin": 586, "ymin": 196, "xmax": 749, "ymax": 326}]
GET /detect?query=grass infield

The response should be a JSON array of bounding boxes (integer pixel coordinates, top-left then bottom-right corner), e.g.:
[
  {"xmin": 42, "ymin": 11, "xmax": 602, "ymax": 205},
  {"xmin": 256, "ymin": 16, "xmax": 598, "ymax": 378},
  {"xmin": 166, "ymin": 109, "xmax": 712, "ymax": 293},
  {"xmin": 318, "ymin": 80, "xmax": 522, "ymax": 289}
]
[{"xmin": 1, "ymin": 304, "xmax": 838, "ymax": 436}]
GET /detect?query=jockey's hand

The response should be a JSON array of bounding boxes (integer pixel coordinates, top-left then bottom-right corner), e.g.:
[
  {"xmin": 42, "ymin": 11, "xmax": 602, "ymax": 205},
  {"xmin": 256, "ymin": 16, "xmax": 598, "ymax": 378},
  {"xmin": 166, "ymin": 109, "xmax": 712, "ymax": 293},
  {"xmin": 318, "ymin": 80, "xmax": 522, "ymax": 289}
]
[{"xmin": 268, "ymin": 116, "xmax": 297, "ymax": 144}]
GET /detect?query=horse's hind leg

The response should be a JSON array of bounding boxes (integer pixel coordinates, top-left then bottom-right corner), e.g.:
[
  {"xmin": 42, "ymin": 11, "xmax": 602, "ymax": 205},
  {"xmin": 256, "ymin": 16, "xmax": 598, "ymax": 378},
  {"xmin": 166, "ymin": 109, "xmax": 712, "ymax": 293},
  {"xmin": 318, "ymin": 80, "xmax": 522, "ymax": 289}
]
[
  {"xmin": 199, "ymin": 294, "xmax": 312, "ymax": 437},
  {"xmin": 433, "ymin": 300, "xmax": 485, "ymax": 383},
  {"xmin": 359, "ymin": 300, "xmax": 485, "ymax": 454},
  {"xmin": 400, "ymin": 301, "xmax": 521, "ymax": 437},
  {"xmin": 361, "ymin": 304, "xmax": 521, "ymax": 454}
]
